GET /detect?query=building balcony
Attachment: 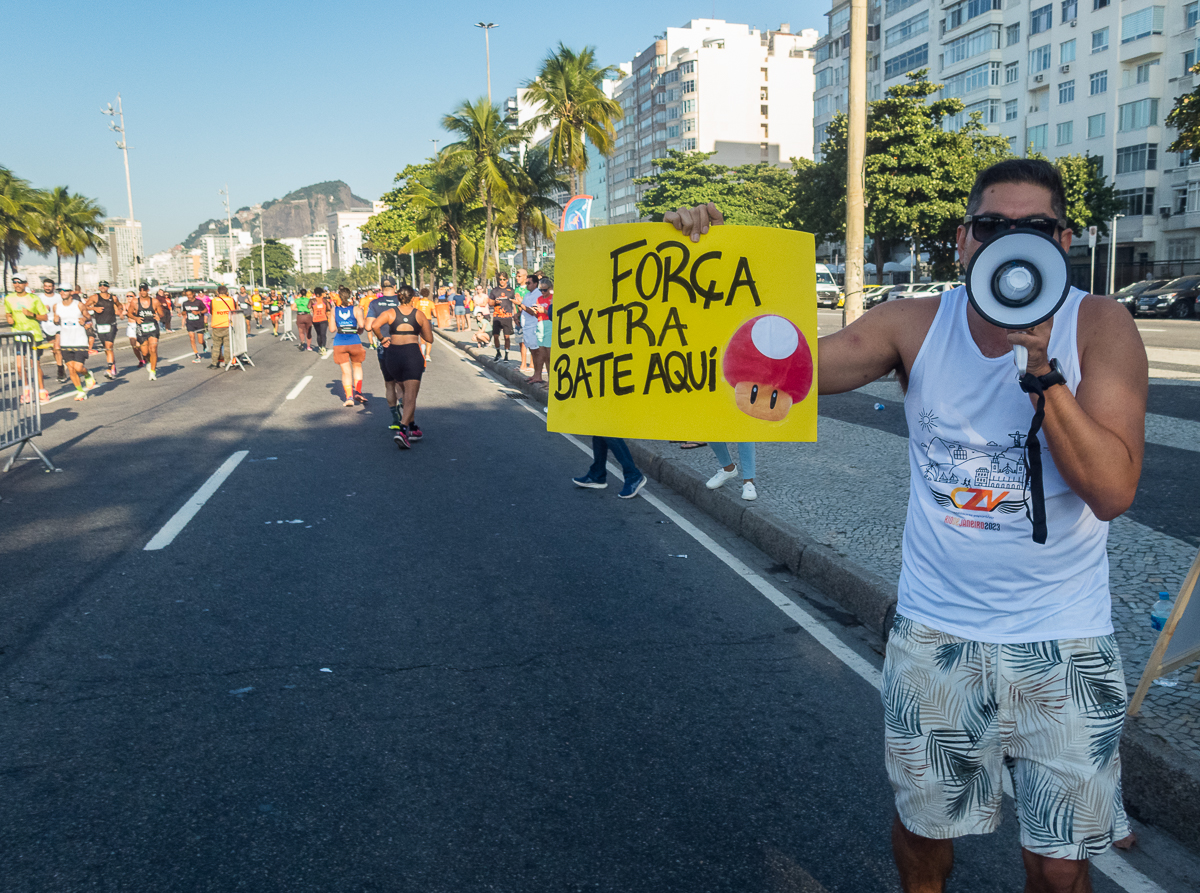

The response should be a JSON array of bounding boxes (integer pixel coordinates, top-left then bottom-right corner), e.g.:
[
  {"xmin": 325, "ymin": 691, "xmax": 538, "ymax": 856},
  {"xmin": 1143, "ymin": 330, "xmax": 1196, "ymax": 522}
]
[
  {"xmin": 1119, "ymin": 34, "xmax": 1166, "ymax": 64},
  {"xmin": 1161, "ymin": 211, "xmax": 1200, "ymax": 233}
]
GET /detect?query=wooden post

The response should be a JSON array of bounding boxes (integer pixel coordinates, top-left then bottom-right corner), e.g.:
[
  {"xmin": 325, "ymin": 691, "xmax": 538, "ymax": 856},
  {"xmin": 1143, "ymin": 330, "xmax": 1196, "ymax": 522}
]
[
  {"xmin": 843, "ymin": 0, "xmax": 868, "ymax": 327},
  {"xmin": 1128, "ymin": 545, "xmax": 1200, "ymax": 716}
]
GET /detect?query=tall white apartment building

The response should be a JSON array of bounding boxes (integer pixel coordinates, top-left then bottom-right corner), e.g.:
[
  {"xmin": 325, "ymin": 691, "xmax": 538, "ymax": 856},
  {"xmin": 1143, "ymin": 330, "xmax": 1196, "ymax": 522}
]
[
  {"xmin": 326, "ymin": 208, "xmax": 377, "ymax": 271},
  {"xmin": 299, "ymin": 232, "xmax": 331, "ymax": 275},
  {"xmin": 606, "ymin": 19, "xmax": 819, "ymax": 225},
  {"xmin": 814, "ymin": 0, "xmax": 1200, "ymax": 285},
  {"xmin": 95, "ymin": 218, "xmax": 144, "ymax": 288}
]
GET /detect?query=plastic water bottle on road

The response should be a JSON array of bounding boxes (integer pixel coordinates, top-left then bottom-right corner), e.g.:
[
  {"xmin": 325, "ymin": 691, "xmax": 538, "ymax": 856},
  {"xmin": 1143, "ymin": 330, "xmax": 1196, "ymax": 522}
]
[{"xmin": 1150, "ymin": 591, "xmax": 1172, "ymax": 632}]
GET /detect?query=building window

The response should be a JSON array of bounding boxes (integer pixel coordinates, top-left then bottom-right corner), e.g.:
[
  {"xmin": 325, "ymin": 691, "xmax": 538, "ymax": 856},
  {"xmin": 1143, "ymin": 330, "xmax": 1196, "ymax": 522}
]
[
  {"xmin": 942, "ymin": 61, "xmax": 1001, "ymax": 97},
  {"xmin": 1087, "ymin": 113, "xmax": 1106, "ymax": 138},
  {"xmin": 760, "ymin": 86, "xmax": 768, "ymax": 100},
  {"xmin": 1005, "ymin": 61, "xmax": 1020, "ymax": 83},
  {"xmin": 1134, "ymin": 59, "xmax": 1159, "ymax": 84},
  {"xmin": 1061, "ymin": 40, "xmax": 1076, "ymax": 64},
  {"xmin": 1186, "ymin": 50, "xmax": 1197, "ymax": 77},
  {"xmin": 1028, "ymin": 124, "xmax": 1049, "ymax": 152},
  {"xmin": 682, "ymin": 80, "xmax": 695, "ymax": 94},
  {"xmin": 682, "ymin": 118, "xmax": 695, "ymax": 132},
  {"xmin": 1092, "ymin": 28, "xmax": 1109, "ymax": 53},
  {"xmin": 1094, "ymin": 0, "xmax": 1109, "ymax": 8},
  {"xmin": 885, "ymin": 10, "xmax": 929, "ymax": 48},
  {"xmin": 942, "ymin": 24, "xmax": 1001, "ymax": 68},
  {"xmin": 761, "ymin": 124, "xmax": 769, "ymax": 139},
  {"xmin": 1090, "ymin": 70, "xmax": 1107, "ymax": 94},
  {"xmin": 886, "ymin": 0, "xmax": 922, "ymax": 18},
  {"xmin": 1121, "ymin": 7, "xmax": 1165, "ymax": 44},
  {"xmin": 1116, "ymin": 142, "xmax": 1157, "ymax": 173},
  {"xmin": 815, "ymin": 95, "xmax": 834, "ymax": 117},
  {"xmin": 815, "ymin": 123, "xmax": 829, "ymax": 150},
  {"xmin": 761, "ymin": 67, "xmax": 768, "ymax": 81},
  {"xmin": 831, "ymin": 7, "xmax": 850, "ymax": 32},
  {"xmin": 1006, "ymin": 23, "xmax": 1021, "ymax": 46},
  {"xmin": 1190, "ymin": 182, "xmax": 1200, "ymax": 212},
  {"xmin": 1116, "ymin": 187, "xmax": 1155, "ymax": 215},
  {"xmin": 1005, "ymin": 99, "xmax": 1019, "ymax": 120},
  {"xmin": 941, "ymin": 0, "xmax": 1002, "ymax": 36},
  {"xmin": 1062, "ymin": 0, "xmax": 1078, "ymax": 22},
  {"xmin": 885, "ymin": 43, "xmax": 929, "ymax": 79},
  {"xmin": 679, "ymin": 61, "xmax": 695, "ymax": 74},
  {"xmin": 1059, "ymin": 79, "xmax": 1075, "ymax": 102},
  {"xmin": 682, "ymin": 99, "xmax": 695, "ymax": 113},
  {"xmin": 1187, "ymin": 2, "xmax": 1199, "ymax": 29},
  {"xmin": 760, "ymin": 104, "xmax": 769, "ymax": 118},
  {"xmin": 1168, "ymin": 238, "xmax": 1196, "ymax": 262},
  {"xmin": 1031, "ymin": 5, "xmax": 1053, "ymax": 36},
  {"xmin": 1057, "ymin": 121, "xmax": 1074, "ymax": 144},
  {"xmin": 1030, "ymin": 45, "xmax": 1052, "ymax": 73},
  {"xmin": 1118, "ymin": 98, "xmax": 1159, "ymax": 131}
]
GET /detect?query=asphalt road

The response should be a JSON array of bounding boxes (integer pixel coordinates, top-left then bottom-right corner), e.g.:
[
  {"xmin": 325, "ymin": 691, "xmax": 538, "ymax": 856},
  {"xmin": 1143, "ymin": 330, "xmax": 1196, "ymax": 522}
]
[{"xmin": 1, "ymin": 325, "xmax": 1196, "ymax": 892}]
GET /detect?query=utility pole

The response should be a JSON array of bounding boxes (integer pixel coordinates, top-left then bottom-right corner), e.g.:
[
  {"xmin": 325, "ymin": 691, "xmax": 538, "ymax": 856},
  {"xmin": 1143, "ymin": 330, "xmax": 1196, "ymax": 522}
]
[
  {"xmin": 220, "ymin": 186, "xmax": 235, "ymax": 284},
  {"xmin": 102, "ymin": 94, "xmax": 139, "ymax": 287},
  {"xmin": 1107, "ymin": 214, "xmax": 1123, "ymax": 294},
  {"xmin": 259, "ymin": 206, "xmax": 267, "ymax": 289},
  {"xmin": 842, "ymin": 0, "xmax": 868, "ymax": 326},
  {"xmin": 476, "ymin": 23, "xmax": 497, "ymax": 103},
  {"xmin": 431, "ymin": 138, "xmax": 439, "ymax": 158}
]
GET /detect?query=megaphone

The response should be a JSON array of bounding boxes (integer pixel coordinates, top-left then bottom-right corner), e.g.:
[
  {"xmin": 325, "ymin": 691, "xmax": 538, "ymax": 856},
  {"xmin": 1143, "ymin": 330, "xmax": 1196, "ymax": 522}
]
[{"xmin": 964, "ymin": 228, "xmax": 1069, "ymax": 374}]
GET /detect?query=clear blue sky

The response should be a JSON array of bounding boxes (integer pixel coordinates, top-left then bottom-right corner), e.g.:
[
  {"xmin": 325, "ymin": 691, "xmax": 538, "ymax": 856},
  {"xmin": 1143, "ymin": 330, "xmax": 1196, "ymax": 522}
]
[{"xmin": 5, "ymin": 1, "xmax": 824, "ymax": 255}]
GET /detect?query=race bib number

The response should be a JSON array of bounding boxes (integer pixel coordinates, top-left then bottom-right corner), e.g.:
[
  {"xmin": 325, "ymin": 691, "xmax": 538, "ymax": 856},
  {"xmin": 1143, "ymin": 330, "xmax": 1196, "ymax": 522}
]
[
  {"xmin": 139, "ymin": 322, "xmax": 157, "ymax": 333},
  {"xmin": 96, "ymin": 324, "xmax": 113, "ymax": 334}
]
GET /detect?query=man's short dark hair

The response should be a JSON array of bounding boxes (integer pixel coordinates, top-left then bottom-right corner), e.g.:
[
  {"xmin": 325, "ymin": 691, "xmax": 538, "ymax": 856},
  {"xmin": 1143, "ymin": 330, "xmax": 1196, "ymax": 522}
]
[{"xmin": 966, "ymin": 159, "xmax": 1066, "ymax": 224}]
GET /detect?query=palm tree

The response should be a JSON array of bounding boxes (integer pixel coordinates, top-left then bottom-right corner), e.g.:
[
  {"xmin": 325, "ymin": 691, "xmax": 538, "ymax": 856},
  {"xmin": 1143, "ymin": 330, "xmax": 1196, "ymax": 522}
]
[
  {"xmin": 523, "ymin": 44, "xmax": 624, "ymax": 196},
  {"xmin": 64, "ymin": 192, "xmax": 106, "ymax": 287},
  {"xmin": 442, "ymin": 98, "xmax": 528, "ymax": 281},
  {"xmin": 0, "ymin": 168, "xmax": 44, "ymax": 292},
  {"xmin": 38, "ymin": 186, "xmax": 74, "ymax": 283},
  {"xmin": 398, "ymin": 158, "xmax": 480, "ymax": 291},
  {"xmin": 509, "ymin": 146, "xmax": 568, "ymax": 270}
]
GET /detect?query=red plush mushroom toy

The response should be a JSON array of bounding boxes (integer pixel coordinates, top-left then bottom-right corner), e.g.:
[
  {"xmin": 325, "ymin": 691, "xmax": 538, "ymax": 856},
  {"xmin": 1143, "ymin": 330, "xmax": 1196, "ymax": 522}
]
[{"xmin": 722, "ymin": 315, "xmax": 813, "ymax": 422}]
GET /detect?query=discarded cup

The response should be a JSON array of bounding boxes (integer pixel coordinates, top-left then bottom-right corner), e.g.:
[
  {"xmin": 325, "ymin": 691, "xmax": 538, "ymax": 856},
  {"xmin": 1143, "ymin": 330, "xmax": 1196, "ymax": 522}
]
[{"xmin": 874, "ymin": 403, "xmax": 885, "ymax": 411}]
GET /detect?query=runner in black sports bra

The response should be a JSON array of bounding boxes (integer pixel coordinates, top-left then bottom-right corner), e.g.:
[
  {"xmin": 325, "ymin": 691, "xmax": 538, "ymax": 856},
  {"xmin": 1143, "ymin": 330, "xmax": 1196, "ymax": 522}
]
[
  {"xmin": 372, "ymin": 285, "xmax": 432, "ymax": 449},
  {"xmin": 132, "ymin": 295, "xmax": 161, "ymax": 380}
]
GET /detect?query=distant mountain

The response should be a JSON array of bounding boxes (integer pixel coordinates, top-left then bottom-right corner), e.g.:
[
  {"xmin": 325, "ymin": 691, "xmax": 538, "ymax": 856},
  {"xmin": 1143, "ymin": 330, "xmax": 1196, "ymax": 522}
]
[{"xmin": 179, "ymin": 180, "xmax": 373, "ymax": 249}]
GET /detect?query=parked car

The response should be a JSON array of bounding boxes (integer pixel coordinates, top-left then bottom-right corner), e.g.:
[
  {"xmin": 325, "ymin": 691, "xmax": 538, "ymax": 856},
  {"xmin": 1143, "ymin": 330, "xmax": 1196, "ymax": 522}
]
[
  {"xmin": 885, "ymin": 282, "xmax": 931, "ymax": 301},
  {"xmin": 1135, "ymin": 276, "xmax": 1200, "ymax": 318},
  {"xmin": 1110, "ymin": 278, "xmax": 1167, "ymax": 315},
  {"xmin": 908, "ymin": 281, "xmax": 961, "ymax": 299},
  {"xmin": 863, "ymin": 284, "xmax": 892, "ymax": 308}
]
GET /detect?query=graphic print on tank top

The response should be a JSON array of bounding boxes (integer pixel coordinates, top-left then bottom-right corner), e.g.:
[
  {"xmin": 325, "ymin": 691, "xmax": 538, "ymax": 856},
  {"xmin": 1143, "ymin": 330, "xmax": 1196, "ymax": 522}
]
[{"xmin": 916, "ymin": 410, "xmax": 1028, "ymax": 517}]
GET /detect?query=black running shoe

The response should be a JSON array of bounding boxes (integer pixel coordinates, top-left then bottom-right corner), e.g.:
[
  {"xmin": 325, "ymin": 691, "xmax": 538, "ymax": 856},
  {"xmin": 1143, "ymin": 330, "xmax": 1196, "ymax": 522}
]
[
  {"xmin": 394, "ymin": 425, "xmax": 411, "ymax": 449},
  {"xmin": 408, "ymin": 423, "xmax": 423, "ymax": 441},
  {"xmin": 494, "ymin": 350, "xmax": 501, "ymax": 361}
]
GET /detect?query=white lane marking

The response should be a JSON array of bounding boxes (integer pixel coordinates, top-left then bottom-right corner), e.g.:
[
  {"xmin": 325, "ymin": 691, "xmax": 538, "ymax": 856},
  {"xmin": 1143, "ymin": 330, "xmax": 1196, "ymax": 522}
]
[
  {"xmin": 319, "ymin": 349, "xmax": 333, "ymax": 361},
  {"xmin": 511, "ymin": 399, "xmax": 1160, "ymax": 893},
  {"xmin": 1138, "ymin": 328, "xmax": 1165, "ymax": 333},
  {"xmin": 168, "ymin": 351, "xmax": 197, "ymax": 362},
  {"xmin": 286, "ymin": 375, "xmax": 313, "ymax": 400},
  {"xmin": 144, "ymin": 451, "xmax": 249, "ymax": 551}
]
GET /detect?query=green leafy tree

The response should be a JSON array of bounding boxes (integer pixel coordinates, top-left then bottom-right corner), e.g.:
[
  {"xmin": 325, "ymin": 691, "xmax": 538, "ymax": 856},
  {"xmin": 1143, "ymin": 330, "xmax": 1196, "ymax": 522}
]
[
  {"xmin": 347, "ymin": 263, "xmax": 377, "ymax": 289},
  {"xmin": 1166, "ymin": 62, "xmax": 1200, "ymax": 162},
  {"xmin": 237, "ymin": 240, "xmax": 295, "ymax": 287},
  {"xmin": 442, "ymin": 98, "xmax": 528, "ymax": 280},
  {"xmin": 396, "ymin": 156, "xmax": 482, "ymax": 291},
  {"xmin": 1039, "ymin": 152, "xmax": 1122, "ymax": 237},
  {"xmin": 523, "ymin": 44, "xmax": 623, "ymax": 195},
  {"xmin": 62, "ymin": 192, "xmax": 106, "ymax": 287},
  {"xmin": 636, "ymin": 151, "xmax": 793, "ymax": 226}
]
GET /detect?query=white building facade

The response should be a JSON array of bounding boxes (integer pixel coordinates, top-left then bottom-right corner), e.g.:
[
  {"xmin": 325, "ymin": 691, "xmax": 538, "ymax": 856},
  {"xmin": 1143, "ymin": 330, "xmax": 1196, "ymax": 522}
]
[
  {"xmin": 95, "ymin": 218, "xmax": 144, "ymax": 288},
  {"xmin": 326, "ymin": 209, "xmax": 375, "ymax": 270},
  {"xmin": 814, "ymin": 0, "xmax": 1200, "ymax": 287},
  {"xmin": 605, "ymin": 20, "xmax": 819, "ymax": 225}
]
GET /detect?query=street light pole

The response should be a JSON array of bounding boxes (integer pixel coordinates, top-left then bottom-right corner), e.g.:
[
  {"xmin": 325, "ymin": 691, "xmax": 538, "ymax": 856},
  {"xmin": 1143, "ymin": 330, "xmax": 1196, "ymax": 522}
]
[
  {"xmin": 431, "ymin": 138, "xmax": 439, "ymax": 158},
  {"xmin": 219, "ymin": 186, "xmax": 235, "ymax": 284},
  {"xmin": 259, "ymin": 206, "xmax": 267, "ymax": 290},
  {"xmin": 475, "ymin": 22, "xmax": 497, "ymax": 104},
  {"xmin": 102, "ymin": 94, "xmax": 139, "ymax": 286},
  {"xmin": 842, "ymin": 0, "xmax": 868, "ymax": 326}
]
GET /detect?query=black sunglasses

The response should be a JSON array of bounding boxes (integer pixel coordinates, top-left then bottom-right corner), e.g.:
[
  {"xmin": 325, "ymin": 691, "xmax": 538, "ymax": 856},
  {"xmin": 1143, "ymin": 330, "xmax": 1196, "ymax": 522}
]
[{"xmin": 964, "ymin": 214, "xmax": 1065, "ymax": 242}]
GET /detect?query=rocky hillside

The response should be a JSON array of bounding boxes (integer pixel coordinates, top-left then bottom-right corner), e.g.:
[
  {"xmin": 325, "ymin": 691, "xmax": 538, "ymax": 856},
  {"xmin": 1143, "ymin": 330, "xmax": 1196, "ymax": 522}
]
[{"xmin": 179, "ymin": 180, "xmax": 372, "ymax": 249}]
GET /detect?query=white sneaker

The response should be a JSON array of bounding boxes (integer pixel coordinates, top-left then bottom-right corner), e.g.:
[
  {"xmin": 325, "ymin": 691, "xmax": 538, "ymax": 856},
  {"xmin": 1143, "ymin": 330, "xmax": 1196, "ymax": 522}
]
[
  {"xmin": 742, "ymin": 481, "xmax": 758, "ymax": 501},
  {"xmin": 706, "ymin": 466, "xmax": 739, "ymax": 489}
]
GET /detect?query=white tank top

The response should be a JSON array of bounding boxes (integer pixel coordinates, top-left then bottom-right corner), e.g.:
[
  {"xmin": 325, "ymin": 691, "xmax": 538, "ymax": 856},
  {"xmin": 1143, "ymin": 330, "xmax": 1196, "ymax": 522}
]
[
  {"xmin": 897, "ymin": 286, "xmax": 1112, "ymax": 643},
  {"xmin": 57, "ymin": 300, "xmax": 89, "ymax": 348}
]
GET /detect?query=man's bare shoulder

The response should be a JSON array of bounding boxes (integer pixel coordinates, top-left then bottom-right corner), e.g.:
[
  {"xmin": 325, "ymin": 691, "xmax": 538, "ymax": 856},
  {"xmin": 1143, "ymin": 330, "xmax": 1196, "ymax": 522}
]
[{"xmin": 1076, "ymin": 294, "xmax": 1143, "ymax": 346}]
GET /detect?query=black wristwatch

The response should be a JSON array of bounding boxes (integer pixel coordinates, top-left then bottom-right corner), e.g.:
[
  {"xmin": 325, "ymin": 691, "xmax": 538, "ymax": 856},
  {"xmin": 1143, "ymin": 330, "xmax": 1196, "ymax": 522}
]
[{"xmin": 1019, "ymin": 358, "xmax": 1066, "ymax": 394}]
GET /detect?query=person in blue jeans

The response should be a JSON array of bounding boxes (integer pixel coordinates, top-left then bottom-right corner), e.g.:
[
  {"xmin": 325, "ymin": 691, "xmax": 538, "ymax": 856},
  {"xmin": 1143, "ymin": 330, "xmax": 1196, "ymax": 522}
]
[
  {"xmin": 705, "ymin": 442, "xmax": 757, "ymax": 501},
  {"xmin": 573, "ymin": 437, "xmax": 647, "ymax": 499}
]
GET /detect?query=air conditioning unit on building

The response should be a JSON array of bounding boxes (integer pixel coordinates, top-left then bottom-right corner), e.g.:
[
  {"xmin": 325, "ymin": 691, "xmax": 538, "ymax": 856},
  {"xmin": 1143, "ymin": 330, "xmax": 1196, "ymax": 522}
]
[
  {"xmin": 1160, "ymin": 206, "xmax": 1171, "ymax": 219},
  {"xmin": 1034, "ymin": 74, "xmax": 1044, "ymax": 82},
  {"xmin": 1070, "ymin": 19, "xmax": 1077, "ymax": 27},
  {"xmin": 1060, "ymin": 64, "xmax": 1070, "ymax": 73}
]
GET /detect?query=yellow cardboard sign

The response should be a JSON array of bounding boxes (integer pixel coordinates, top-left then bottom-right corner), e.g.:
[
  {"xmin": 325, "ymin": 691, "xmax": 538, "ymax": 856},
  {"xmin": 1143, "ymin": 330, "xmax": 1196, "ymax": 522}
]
[{"xmin": 546, "ymin": 223, "xmax": 817, "ymax": 441}]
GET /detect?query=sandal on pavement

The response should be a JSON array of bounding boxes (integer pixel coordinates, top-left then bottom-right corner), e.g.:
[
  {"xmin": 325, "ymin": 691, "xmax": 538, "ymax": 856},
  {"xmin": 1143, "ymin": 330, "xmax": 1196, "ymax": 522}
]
[{"xmin": 679, "ymin": 442, "xmax": 708, "ymax": 450}]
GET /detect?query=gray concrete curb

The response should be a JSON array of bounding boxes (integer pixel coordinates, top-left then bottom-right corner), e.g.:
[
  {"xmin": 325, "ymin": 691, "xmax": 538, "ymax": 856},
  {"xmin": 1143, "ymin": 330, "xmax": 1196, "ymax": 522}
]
[{"xmin": 436, "ymin": 325, "xmax": 1200, "ymax": 851}]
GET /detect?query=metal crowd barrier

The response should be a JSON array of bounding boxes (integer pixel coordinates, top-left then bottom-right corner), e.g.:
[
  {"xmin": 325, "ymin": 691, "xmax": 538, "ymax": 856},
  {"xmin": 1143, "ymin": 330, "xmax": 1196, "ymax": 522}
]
[
  {"xmin": 279, "ymin": 306, "xmax": 297, "ymax": 342},
  {"xmin": 1, "ymin": 332, "xmax": 58, "ymax": 473}
]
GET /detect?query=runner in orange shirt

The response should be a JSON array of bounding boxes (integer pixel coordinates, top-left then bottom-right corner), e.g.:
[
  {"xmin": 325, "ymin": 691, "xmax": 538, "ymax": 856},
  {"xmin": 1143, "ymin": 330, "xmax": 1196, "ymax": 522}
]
[{"xmin": 415, "ymin": 288, "xmax": 435, "ymax": 364}]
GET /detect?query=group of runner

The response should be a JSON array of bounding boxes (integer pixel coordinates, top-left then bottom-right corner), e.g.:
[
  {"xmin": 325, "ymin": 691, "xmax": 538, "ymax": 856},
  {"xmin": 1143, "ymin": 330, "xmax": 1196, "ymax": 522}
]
[{"xmin": 3, "ymin": 274, "xmax": 440, "ymax": 450}]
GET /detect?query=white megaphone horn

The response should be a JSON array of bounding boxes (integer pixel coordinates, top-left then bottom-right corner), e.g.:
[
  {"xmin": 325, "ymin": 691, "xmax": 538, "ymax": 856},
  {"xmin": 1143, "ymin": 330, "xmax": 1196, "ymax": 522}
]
[{"xmin": 964, "ymin": 228, "xmax": 1070, "ymax": 375}]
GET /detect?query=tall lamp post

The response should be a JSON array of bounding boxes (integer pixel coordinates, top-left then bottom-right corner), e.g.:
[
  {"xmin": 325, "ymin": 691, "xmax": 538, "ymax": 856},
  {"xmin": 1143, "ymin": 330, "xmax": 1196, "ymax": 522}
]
[
  {"xmin": 102, "ymin": 94, "xmax": 139, "ymax": 287},
  {"xmin": 258, "ymin": 206, "xmax": 267, "ymax": 290},
  {"xmin": 431, "ymin": 138, "xmax": 439, "ymax": 158},
  {"xmin": 475, "ymin": 22, "xmax": 497, "ymax": 103}
]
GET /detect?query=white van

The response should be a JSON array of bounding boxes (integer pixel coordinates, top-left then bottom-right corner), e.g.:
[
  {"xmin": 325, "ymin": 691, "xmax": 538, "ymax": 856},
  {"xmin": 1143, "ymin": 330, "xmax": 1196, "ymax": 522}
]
[{"xmin": 815, "ymin": 264, "xmax": 842, "ymax": 308}]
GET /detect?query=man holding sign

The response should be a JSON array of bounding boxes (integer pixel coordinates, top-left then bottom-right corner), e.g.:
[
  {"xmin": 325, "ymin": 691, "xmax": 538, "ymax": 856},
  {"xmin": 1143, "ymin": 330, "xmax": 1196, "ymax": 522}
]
[{"xmin": 661, "ymin": 161, "xmax": 1146, "ymax": 893}]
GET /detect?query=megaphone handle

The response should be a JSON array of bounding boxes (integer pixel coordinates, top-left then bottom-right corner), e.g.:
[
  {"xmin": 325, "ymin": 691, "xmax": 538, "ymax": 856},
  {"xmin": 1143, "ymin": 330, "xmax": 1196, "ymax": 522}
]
[{"xmin": 1013, "ymin": 344, "xmax": 1028, "ymax": 375}]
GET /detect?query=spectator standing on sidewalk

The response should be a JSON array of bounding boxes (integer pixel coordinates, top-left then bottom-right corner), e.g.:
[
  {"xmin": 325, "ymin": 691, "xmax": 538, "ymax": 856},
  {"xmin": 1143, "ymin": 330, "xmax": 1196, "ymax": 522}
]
[
  {"xmin": 705, "ymin": 444, "xmax": 758, "ymax": 501},
  {"xmin": 669, "ymin": 160, "xmax": 1146, "ymax": 892},
  {"xmin": 452, "ymin": 287, "xmax": 469, "ymax": 331},
  {"xmin": 488, "ymin": 273, "xmax": 516, "ymax": 362},
  {"xmin": 518, "ymin": 271, "xmax": 540, "ymax": 375}
]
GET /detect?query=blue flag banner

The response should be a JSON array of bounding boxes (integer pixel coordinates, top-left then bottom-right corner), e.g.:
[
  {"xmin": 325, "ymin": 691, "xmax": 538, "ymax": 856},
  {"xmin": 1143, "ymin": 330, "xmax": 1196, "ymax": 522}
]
[{"xmin": 561, "ymin": 195, "xmax": 593, "ymax": 231}]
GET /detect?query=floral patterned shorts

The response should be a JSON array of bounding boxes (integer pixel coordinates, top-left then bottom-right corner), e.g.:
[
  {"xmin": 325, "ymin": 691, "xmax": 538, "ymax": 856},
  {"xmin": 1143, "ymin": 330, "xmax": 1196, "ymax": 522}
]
[{"xmin": 882, "ymin": 616, "xmax": 1128, "ymax": 860}]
